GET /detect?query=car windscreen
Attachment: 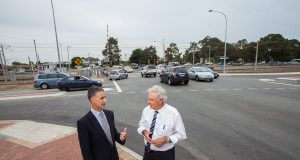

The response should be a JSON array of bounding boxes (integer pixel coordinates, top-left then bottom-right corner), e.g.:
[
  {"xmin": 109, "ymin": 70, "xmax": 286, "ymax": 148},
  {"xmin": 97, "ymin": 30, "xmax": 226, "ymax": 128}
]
[
  {"xmin": 147, "ymin": 66, "xmax": 156, "ymax": 69},
  {"xmin": 174, "ymin": 67, "xmax": 187, "ymax": 72},
  {"xmin": 110, "ymin": 71, "xmax": 117, "ymax": 74},
  {"xmin": 194, "ymin": 67, "xmax": 208, "ymax": 72}
]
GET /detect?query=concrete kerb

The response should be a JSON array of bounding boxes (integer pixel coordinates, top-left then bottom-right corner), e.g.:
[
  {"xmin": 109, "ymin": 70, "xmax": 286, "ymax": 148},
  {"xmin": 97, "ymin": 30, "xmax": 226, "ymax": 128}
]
[
  {"xmin": 0, "ymin": 120, "xmax": 142, "ymax": 160},
  {"xmin": 219, "ymin": 72, "xmax": 300, "ymax": 76}
]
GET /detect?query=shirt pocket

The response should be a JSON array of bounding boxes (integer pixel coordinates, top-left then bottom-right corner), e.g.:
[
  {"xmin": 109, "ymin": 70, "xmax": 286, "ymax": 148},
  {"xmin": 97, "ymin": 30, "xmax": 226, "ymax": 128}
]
[{"xmin": 156, "ymin": 123, "xmax": 173, "ymax": 137}]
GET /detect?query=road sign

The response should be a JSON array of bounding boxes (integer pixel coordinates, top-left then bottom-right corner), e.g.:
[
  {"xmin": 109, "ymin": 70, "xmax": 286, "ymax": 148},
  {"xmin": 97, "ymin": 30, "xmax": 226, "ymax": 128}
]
[{"xmin": 75, "ymin": 59, "xmax": 82, "ymax": 65}]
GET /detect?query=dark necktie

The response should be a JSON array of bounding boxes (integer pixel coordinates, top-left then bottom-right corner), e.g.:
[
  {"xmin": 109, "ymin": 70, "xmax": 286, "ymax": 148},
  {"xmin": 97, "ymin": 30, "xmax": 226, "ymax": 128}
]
[
  {"xmin": 99, "ymin": 112, "xmax": 113, "ymax": 145},
  {"xmin": 145, "ymin": 111, "xmax": 159, "ymax": 152}
]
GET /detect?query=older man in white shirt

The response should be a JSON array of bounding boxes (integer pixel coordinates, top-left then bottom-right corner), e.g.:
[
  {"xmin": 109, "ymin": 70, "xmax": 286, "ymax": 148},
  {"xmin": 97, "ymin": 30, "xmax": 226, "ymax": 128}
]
[{"xmin": 137, "ymin": 85, "xmax": 187, "ymax": 160}]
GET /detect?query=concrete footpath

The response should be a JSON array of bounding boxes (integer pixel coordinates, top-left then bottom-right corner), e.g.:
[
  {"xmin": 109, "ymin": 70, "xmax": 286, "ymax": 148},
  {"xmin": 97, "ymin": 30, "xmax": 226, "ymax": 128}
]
[{"xmin": 0, "ymin": 120, "xmax": 142, "ymax": 160}]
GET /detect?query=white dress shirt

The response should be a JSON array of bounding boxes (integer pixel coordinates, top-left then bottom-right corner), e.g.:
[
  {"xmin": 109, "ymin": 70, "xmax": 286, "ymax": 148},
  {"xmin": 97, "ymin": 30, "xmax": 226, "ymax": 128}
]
[{"xmin": 137, "ymin": 103, "xmax": 187, "ymax": 151}]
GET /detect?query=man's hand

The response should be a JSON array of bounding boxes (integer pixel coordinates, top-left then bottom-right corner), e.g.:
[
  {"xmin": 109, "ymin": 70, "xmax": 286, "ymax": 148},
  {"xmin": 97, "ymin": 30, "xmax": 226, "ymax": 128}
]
[
  {"xmin": 152, "ymin": 136, "xmax": 168, "ymax": 148},
  {"xmin": 142, "ymin": 130, "xmax": 153, "ymax": 143},
  {"xmin": 120, "ymin": 128, "xmax": 127, "ymax": 142}
]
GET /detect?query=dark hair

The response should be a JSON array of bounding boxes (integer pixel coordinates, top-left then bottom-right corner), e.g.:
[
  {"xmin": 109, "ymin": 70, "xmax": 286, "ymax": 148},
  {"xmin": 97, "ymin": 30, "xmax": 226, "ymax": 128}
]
[{"xmin": 87, "ymin": 86, "xmax": 104, "ymax": 101}]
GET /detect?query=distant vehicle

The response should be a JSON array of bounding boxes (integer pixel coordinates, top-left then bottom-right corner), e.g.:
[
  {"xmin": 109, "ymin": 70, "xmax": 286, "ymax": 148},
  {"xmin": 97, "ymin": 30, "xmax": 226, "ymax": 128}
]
[
  {"xmin": 168, "ymin": 62, "xmax": 180, "ymax": 66},
  {"xmin": 34, "ymin": 72, "xmax": 69, "ymax": 89},
  {"xmin": 58, "ymin": 76, "xmax": 102, "ymax": 91},
  {"xmin": 131, "ymin": 63, "xmax": 139, "ymax": 69},
  {"xmin": 109, "ymin": 69, "xmax": 128, "ymax": 80},
  {"xmin": 141, "ymin": 65, "xmax": 157, "ymax": 77},
  {"xmin": 206, "ymin": 67, "xmax": 219, "ymax": 79},
  {"xmin": 291, "ymin": 59, "xmax": 300, "ymax": 64},
  {"xmin": 160, "ymin": 66, "xmax": 189, "ymax": 85},
  {"xmin": 194, "ymin": 63, "xmax": 207, "ymax": 67},
  {"xmin": 188, "ymin": 67, "xmax": 214, "ymax": 82},
  {"xmin": 124, "ymin": 66, "xmax": 134, "ymax": 73},
  {"xmin": 157, "ymin": 64, "xmax": 167, "ymax": 75}
]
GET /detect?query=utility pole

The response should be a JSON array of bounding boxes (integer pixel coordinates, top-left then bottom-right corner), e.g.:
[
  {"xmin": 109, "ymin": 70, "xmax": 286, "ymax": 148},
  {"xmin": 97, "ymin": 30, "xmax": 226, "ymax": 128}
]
[
  {"xmin": 67, "ymin": 46, "xmax": 71, "ymax": 70},
  {"xmin": 33, "ymin": 40, "xmax": 40, "ymax": 72},
  {"xmin": 0, "ymin": 45, "xmax": 8, "ymax": 82},
  {"xmin": 208, "ymin": 46, "xmax": 211, "ymax": 64},
  {"xmin": 28, "ymin": 56, "xmax": 33, "ymax": 71},
  {"xmin": 50, "ymin": 0, "xmax": 62, "ymax": 72},
  {"xmin": 255, "ymin": 41, "xmax": 259, "ymax": 71},
  {"xmin": 107, "ymin": 24, "xmax": 109, "ymax": 40},
  {"xmin": 163, "ymin": 38, "xmax": 165, "ymax": 62}
]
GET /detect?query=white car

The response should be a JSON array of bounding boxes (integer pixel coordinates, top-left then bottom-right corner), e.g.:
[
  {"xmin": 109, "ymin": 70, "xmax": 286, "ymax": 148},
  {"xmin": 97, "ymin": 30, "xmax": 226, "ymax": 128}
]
[
  {"xmin": 188, "ymin": 67, "xmax": 214, "ymax": 82},
  {"xmin": 141, "ymin": 65, "xmax": 157, "ymax": 77},
  {"xmin": 124, "ymin": 66, "xmax": 134, "ymax": 73},
  {"xmin": 109, "ymin": 69, "xmax": 128, "ymax": 80}
]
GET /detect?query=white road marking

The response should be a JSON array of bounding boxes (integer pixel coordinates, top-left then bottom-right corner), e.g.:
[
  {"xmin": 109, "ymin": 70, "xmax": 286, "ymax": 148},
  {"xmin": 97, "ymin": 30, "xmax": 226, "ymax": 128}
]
[
  {"xmin": 264, "ymin": 81, "xmax": 300, "ymax": 87},
  {"xmin": 126, "ymin": 91, "xmax": 136, "ymax": 94},
  {"xmin": 172, "ymin": 90, "xmax": 183, "ymax": 92},
  {"xmin": 0, "ymin": 92, "xmax": 65, "ymax": 101},
  {"xmin": 259, "ymin": 79, "xmax": 275, "ymax": 82},
  {"xmin": 233, "ymin": 88, "xmax": 242, "ymax": 91},
  {"xmin": 112, "ymin": 80, "xmax": 123, "ymax": 92},
  {"xmin": 277, "ymin": 77, "xmax": 300, "ymax": 81}
]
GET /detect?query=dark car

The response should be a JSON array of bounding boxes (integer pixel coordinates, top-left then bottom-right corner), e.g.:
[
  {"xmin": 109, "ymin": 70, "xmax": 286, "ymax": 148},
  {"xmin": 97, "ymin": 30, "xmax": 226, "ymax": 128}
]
[
  {"xmin": 160, "ymin": 66, "xmax": 189, "ymax": 85},
  {"xmin": 57, "ymin": 76, "xmax": 102, "ymax": 91},
  {"xmin": 206, "ymin": 67, "xmax": 219, "ymax": 79}
]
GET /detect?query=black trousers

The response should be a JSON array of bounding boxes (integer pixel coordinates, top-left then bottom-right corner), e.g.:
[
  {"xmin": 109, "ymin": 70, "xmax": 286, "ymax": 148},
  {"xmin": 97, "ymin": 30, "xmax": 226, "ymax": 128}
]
[{"xmin": 143, "ymin": 147, "xmax": 175, "ymax": 160}]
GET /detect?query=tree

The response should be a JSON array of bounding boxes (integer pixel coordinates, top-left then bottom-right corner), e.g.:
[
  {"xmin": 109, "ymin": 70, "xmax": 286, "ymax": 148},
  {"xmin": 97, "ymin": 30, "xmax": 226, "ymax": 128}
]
[
  {"xmin": 102, "ymin": 37, "xmax": 121, "ymax": 67},
  {"xmin": 142, "ymin": 46, "xmax": 158, "ymax": 65},
  {"xmin": 165, "ymin": 43, "xmax": 181, "ymax": 63},
  {"xmin": 129, "ymin": 48, "xmax": 143, "ymax": 64},
  {"xmin": 199, "ymin": 36, "xmax": 224, "ymax": 63},
  {"xmin": 185, "ymin": 42, "xmax": 201, "ymax": 64},
  {"xmin": 259, "ymin": 34, "xmax": 291, "ymax": 62},
  {"xmin": 12, "ymin": 61, "xmax": 26, "ymax": 65}
]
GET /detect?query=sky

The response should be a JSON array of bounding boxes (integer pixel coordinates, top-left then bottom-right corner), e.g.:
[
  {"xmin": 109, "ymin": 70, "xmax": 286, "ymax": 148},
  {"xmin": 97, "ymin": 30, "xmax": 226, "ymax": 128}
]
[{"xmin": 1, "ymin": 0, "xmax": 300, "ymax": 64}]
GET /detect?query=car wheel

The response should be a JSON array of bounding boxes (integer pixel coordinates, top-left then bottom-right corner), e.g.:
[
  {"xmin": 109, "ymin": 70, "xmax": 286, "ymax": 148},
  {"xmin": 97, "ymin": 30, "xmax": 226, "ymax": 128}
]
[
  {"xmin": 195, "ymin": 76, "xmax": 200, "ymax": 81},
  {"xmin": 41, "ymin": 83, "xmax": 48, "ymax": 89},
  {"xmin": 141, "ymin": 73, "xmax": 143, "ymax": 77},
  {"xmin": 210, "ymin": 79, "xmax": 214, "ymax": 82},
  {"xmin": 119, "ymin": 76, "xmax": 121, "ymax": 80},
  {"xmin": 126, "ymin": 75, "xmax": 128, "ymax": 79},
  {"xmin": 184, "ymin": 80, "xmax": 189, "ymax": 85},
  {"xmin": 154, "ymin": 74, "xmax": 156, "ymax": 77},
  {"xmin": 110, "ymin": 78, "xmax": 112, "ymax": 80},
  {"xmin": 168, "ymin": 78, "xmax": 172, "ymax": 86}
]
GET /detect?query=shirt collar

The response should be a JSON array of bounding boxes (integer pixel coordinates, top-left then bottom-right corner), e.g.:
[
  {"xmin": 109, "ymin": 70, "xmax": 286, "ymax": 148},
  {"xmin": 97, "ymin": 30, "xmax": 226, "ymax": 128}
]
[
  {"xmin": 91, "ymin": 107, "xmax": 103, "ymax": 117},
  {"xmin": 150, "ymin": 103, "xmax": 167, "ymax": 113}
]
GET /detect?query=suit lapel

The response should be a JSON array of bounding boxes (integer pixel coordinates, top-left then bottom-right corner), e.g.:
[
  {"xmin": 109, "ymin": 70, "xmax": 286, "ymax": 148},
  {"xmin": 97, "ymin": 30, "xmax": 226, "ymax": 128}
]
[{"xmin": 87, "ymin": 111, "xmax": 112, "ymax": 145}]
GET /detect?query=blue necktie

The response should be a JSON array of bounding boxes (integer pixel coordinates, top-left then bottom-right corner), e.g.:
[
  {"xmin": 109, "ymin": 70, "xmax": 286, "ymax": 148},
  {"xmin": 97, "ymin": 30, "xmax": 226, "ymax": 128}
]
[
  {"xmin": 146, "ymin": 111, "xmax": 159, "ymax": 152},
  {"xmin": 99, "ymin": 112, "xmax": 113, "ymax": 145}
]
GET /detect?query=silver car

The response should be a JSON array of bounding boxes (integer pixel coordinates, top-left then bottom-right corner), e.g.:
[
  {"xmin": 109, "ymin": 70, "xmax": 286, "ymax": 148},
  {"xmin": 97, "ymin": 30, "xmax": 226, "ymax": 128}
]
[
  {"xmin": 109, "ymin": 69, "xmax": 128, "ymax": 80},
  {"xmin": 188, "ymin": 67, "xmax": 214, "ymax": 82}
]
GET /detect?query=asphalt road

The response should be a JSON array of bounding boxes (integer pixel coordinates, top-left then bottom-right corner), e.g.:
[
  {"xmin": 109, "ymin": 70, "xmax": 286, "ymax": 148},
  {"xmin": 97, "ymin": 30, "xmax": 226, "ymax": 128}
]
[{"xmin": 0, "ymin": 73, "xmax": 300, "ymax": 160}]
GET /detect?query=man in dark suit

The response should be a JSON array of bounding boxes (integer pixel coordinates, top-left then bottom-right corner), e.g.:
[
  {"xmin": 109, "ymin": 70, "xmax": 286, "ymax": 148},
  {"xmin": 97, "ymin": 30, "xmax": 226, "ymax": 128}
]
[{"xmin": 77, "ymin": 86, "xmax": 127, "ymax": 160}]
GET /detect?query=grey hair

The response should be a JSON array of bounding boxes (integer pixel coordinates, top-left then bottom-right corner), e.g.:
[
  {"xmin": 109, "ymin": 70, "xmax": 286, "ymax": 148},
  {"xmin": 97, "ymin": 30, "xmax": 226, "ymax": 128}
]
[
  {"xmin": 87, "ymin": 86, "xmax": 104, "ymax": 101},
  {"xmin": 147, "ymin": 85, "xmax": 167, "ymax": 102}
]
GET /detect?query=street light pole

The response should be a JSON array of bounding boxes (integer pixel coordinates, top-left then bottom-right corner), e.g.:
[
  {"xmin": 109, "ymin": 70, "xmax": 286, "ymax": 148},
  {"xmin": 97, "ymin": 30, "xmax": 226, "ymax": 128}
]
[
  {"xmin": 208, "ymin": 45, "xmax": 211, "ymax": 64},
  {"xmin": 50, "ymin": 0, "xmax": 62, "ymax": 72},
  {"xmin": 67, "ymin": 46, "xmax": 71, "ymax": 70},
  {"xmin": 255, "ymin": 41, "xmax": 259, "ymax": 71},
  {"xmin": 209, "ymin": 10, "xmax": 227, "ymax": 74}
]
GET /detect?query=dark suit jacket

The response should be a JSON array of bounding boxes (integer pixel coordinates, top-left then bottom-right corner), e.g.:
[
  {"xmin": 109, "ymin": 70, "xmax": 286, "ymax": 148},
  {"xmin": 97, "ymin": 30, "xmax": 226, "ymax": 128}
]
[{"xmin": 77, "ymin": 109, "xmax": 125, "ymax": 160}]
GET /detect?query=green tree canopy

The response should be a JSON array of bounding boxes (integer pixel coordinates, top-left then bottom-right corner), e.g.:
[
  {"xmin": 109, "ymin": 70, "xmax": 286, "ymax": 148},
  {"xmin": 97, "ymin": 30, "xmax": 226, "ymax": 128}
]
[{"xmin": 102, "ymin": 37, "xmax": 121, "ymax": 67}]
